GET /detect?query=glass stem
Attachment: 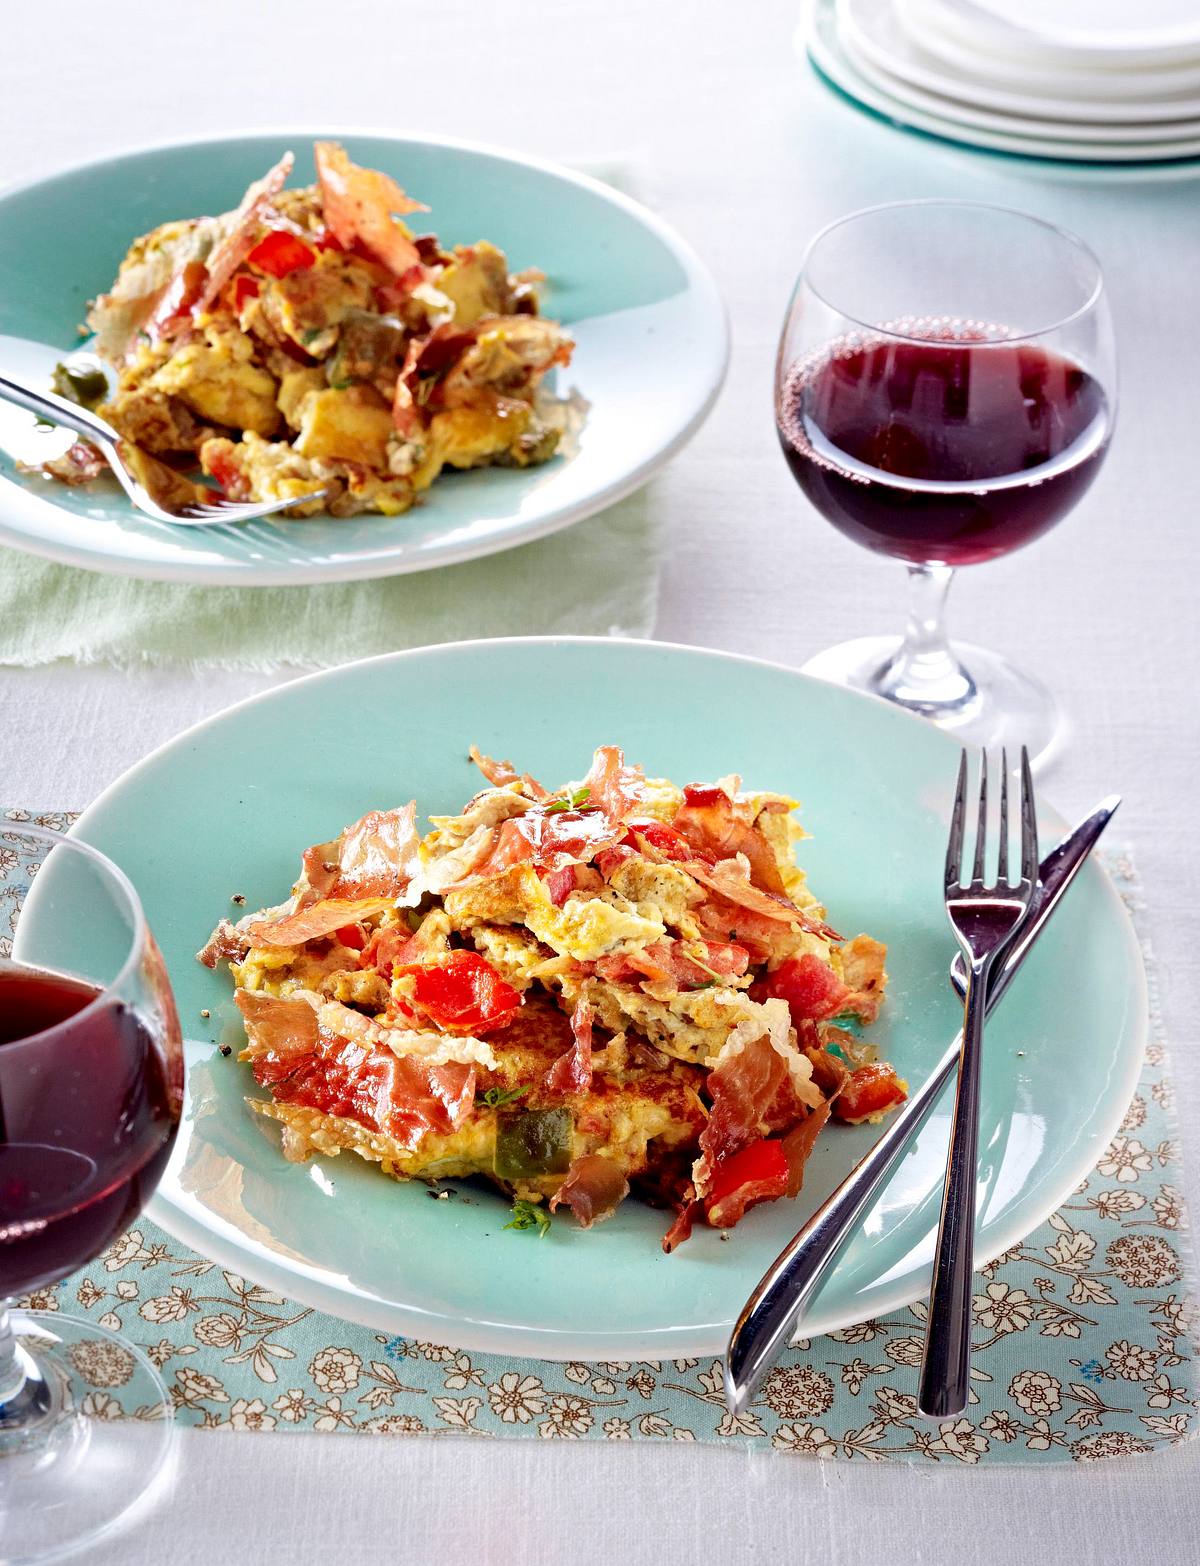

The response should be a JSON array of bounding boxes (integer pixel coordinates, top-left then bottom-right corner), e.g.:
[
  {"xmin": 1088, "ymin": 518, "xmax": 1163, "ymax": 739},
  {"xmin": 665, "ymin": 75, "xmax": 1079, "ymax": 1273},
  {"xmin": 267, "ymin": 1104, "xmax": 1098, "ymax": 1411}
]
[
  {"xmin": 872, "ymin": 564, "xmax": 977, "ymax": 715},
  {"xmin": 0, "ymin": 1302, "xmax": 26, "ymax": 1404}
]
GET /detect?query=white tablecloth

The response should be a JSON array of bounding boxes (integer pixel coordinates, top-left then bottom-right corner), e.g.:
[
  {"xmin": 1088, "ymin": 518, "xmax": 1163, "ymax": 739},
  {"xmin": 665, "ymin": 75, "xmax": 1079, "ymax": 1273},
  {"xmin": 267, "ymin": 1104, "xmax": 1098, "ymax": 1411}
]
[{"xmin": 3, "ymin": 2, "xmax": 1198, "ymax": 1560}]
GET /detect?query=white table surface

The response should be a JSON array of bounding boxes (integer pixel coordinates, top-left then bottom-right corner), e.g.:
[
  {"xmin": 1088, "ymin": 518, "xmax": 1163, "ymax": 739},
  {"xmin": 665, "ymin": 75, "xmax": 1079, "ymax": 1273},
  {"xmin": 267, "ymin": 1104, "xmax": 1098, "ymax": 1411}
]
[{"xmin": 3, "ymin": 2, "xmax": 1199, "ymax": 1561}]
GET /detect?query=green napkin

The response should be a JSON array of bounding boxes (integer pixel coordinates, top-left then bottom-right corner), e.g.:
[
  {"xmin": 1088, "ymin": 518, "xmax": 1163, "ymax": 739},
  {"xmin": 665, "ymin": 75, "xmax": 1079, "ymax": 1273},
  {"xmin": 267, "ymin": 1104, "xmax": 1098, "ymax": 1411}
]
[{"xmin": 0, "ymin": 489, "xmax": 661, "ymax": 671}]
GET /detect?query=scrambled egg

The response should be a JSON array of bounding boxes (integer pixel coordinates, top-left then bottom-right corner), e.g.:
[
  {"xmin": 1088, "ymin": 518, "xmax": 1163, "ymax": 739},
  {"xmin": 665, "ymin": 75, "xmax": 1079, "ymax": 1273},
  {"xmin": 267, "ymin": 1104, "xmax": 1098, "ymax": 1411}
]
[
  {"xmin": 199, "ymin": 744, "xmax": 898, "ymax": 1235},
  {"xmin": 80, "ymin": 142, "xmax": 573, "ymax": 519}
]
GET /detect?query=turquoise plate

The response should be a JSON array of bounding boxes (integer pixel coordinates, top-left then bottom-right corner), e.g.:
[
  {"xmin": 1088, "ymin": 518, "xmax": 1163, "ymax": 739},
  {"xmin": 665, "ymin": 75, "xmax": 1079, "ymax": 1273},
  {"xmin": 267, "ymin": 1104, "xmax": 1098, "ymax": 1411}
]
[
  {"xmin": 25, "ymin": 640, "xmax": 1145, "ymax": 1358},
  {"xmin": 0, "ymin": 132, "xmax": 727, "ymax": 585}
]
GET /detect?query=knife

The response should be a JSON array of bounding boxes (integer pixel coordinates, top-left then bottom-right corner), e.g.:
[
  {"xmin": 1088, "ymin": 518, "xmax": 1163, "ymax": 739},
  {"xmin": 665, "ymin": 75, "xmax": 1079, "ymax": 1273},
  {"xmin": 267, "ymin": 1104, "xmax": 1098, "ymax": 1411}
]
[{"xmin": 723, "ymin": 794, "xmax": 1121, "ymax": 1417}]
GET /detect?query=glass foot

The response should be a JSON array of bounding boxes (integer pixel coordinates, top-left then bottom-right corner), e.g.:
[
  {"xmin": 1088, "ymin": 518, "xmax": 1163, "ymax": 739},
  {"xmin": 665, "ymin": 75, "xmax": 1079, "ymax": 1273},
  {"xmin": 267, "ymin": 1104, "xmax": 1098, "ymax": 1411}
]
[
  {"xmin": 801, "ymin": 636, "xmax": 1066, "ymax": 771},
  {"xmin": 0, "ymin": 1311, "xmax": 174, "ymax": 1565}
]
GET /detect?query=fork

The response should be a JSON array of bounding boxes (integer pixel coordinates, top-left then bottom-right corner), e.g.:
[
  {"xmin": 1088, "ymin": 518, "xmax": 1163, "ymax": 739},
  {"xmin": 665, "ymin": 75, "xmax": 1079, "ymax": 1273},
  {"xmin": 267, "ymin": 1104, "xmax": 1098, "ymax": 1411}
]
[
  {"xmin": 0, "ymin": 369, "xmax": 324, "ymax": 525},
  {"xmin": 918, "ymin": 746, "xmax": 1039, "ymax": 1420}
]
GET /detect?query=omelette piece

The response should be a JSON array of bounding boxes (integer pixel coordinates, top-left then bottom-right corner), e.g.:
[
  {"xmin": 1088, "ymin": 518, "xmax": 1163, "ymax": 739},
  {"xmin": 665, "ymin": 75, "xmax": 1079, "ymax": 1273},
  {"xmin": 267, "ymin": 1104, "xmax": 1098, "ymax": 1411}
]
[
  {"xmin": 200, "ymin": 744, "xmax": 904, "ymax": 1246},
  {"xmin": 69, "ymin": 140, "xmax": 574, "ymax": 518},
  {"xmin": 245, "ymin": 995, "xmax": 705, "ymax": 1208}
]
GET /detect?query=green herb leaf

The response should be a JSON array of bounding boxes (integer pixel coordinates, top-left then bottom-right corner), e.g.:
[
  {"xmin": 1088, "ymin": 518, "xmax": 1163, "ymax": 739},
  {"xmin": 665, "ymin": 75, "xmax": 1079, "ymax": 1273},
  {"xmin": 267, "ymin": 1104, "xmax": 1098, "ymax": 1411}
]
[
  {"xmin": 33, "ymin": 415, "xmax": 56, "ymax": 431},
  {"xmin": 543, "ymin": 786, "xmax": 591, "ymax": 814},
  {"xmin": 504, "ymin": 1198, "xmax": 551, "ymax": 1237},
  {"xmin": 329, "ymin": 376, "xmax": 360, "ymax": 391},
  {"xmin": 480, "ymin": 1084, "xmax": 530, "ymax": 1109},
  {"xmin": 687, "ymin": 979, "xmax": 718, "ymax": 991},
  {"xmin": 299, "ymin": 327, "xmax": 327, "ymax": 345}
]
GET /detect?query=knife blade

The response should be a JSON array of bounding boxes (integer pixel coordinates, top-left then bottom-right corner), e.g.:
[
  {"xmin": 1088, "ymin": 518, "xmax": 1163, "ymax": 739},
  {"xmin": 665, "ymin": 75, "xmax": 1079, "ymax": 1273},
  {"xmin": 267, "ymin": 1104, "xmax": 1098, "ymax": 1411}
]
[{"xmin": 723, "ymin": 794, "xmax": 1121, "ymax": 1417}]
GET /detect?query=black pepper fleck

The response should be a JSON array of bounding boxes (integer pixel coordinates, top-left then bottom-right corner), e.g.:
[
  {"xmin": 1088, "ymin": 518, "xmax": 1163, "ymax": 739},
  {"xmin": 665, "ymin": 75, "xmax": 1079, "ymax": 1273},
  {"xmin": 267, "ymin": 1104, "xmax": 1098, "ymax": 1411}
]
[
  {"xmin": 200, "ymin": 1008, "xmax": 210, "ymax": 1019},
  {"xmin": 219, "ymin": 1044, "xmax": 233, "ymax": 1057},
  {"xmin": 231, "ymin": 893, "xmax": 246, "ymax": 906}
]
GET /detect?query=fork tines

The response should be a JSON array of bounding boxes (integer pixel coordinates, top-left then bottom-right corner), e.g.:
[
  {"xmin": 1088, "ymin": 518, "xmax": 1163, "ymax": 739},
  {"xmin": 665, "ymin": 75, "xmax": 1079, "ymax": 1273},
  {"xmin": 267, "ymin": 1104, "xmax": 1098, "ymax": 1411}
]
[{"xmin": 945, "ymin": 747, "xmax": 1038, "ymax": 893}]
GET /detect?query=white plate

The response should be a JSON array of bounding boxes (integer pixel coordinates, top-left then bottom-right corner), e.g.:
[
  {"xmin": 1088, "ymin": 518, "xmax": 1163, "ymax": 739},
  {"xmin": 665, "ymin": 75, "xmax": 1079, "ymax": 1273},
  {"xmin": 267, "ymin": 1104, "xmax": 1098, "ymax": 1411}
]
[
  {"xmin": 919, "ymin": 0, "xmax": 1200, "ymax": 71},
  {"xmin": 838, "ymin": 3, "xmax": 1200, "ymax": 144},
  {"xmin": 0, "ymin": 131, "xmax": 728, "ymax": 587},
  {"xmin": 901, "ymin": 0, "xmax": 1200, "ymax": 104},
  {"xmin": 877, "ymin": 0, "xmax": 1200, "ymax": 120},
  {"xmin": 808, "ymin": 1, "xmax": 1200, "ymax": 165}
]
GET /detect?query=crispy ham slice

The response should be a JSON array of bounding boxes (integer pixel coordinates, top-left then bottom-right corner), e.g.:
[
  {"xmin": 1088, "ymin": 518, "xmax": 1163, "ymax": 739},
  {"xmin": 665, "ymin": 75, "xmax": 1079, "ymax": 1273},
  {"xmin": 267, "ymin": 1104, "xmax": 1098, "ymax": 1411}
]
[
  {"xmin": 247, "ymin": 897, "xmax": 396, "ymax": 947},
  {"xmin": 661, "ymin": 1198, "xmax": 701, "ymax": 1254},
  {"xmin": 299, "ymin": 804, "xmax": 420, "ymax": 906},
  {"xmin": 235, "ymin": 988, "xmax": 476, "ymax": 1151},
  {"xmin": 197, "ymin": 918, "xmax": 252, "ymax": 969},
  {"xmin": 361, "ymin": 914, "xmax": 451, "ymax": 975},
  {"xmin": 673, "ymin": 784, "xmax": 787, "ymax": 895},
  {"xmin": 315, "ymin": 141, "xmax": 426, "ymax": 278},
  {"xmin": 550, "ymin": 1154, "xmax": 629, "ymax": 1227},
  {"xmin": 683, "ymin": 856, "xmax": 837, "ymax": 939},
  {"xmin": 780, "ymin": 1100, "xmax": 832, "ymax": 1199},
  {"xmin": 838, "ymin": 935, "xmax": 889, "ymax": 1024},
  {"xmin": 594, "ymin": 939, "xmax": 749, "ymax": 992},
  {"xmin": 197, "ymin": 151, "xmax": 294, "ymax": 312},
  {"xmin": 468, "ymin": 746, "xmax": 551, "ymax": 801},
  {"xmin": 544, "ymin": 996, "xmax": 594, "ymax": 1095},
  {"xmin": 235, "ymin": 989, "xmax": 319, "ymax": 1059},
  {"xmin": 695, "ymin": 1001, "xmax": 821, "ymax": 1199},
  {"xmin": 441, "ymin": 807, "xmax": 624, "ymax": 889},
  {"xmin": 582, "ymin": 745, "xmax": 647, "ymax": 827}
]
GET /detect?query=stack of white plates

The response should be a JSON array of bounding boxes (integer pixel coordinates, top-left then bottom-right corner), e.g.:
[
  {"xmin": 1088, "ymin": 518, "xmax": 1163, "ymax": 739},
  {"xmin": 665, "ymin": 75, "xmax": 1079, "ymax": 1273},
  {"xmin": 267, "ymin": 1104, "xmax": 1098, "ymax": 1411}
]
[{"xmin": 805, "ymin": 0, "xmax": 1200, "ymax": 165}]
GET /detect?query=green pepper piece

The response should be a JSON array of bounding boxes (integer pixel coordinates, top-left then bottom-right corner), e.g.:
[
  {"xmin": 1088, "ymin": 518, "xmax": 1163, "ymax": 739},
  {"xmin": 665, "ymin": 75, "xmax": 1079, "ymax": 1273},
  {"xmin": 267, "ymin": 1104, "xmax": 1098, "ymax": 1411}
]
[
  {"xmin": 52, "ymin": 359, "xmax": 109, "ymax": 409},
  {"xmin": 493, "ymin": 1108, "xmax": 573, "ymax": 1180}
]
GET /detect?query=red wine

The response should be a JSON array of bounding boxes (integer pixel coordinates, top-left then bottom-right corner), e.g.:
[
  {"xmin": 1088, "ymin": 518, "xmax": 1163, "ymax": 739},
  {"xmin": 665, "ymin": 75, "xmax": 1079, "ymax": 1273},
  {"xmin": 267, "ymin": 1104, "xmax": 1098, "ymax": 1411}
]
[
  {"xmin": 778, "ymin": 335, "xmax": 1110, "ymax": 565},
  {"xmin": 0, "ymin": 965, "xmax": 180, "ymax": 1296}
]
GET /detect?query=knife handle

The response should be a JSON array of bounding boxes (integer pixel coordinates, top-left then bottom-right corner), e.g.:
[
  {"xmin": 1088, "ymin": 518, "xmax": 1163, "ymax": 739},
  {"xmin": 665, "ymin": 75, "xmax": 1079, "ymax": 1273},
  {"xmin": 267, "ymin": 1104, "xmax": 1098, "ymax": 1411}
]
[{"xmin": 722, "ymin": 796, "xmax": 1119, "ymax": 1417}]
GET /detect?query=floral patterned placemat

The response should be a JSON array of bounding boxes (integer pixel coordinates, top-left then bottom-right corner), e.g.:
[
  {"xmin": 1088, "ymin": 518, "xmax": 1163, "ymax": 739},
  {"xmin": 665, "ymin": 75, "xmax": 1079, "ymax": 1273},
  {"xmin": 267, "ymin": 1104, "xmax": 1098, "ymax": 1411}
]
[{"xmin": 6, "ymin": 809, "xmax": 1196, "ymax": 1462}]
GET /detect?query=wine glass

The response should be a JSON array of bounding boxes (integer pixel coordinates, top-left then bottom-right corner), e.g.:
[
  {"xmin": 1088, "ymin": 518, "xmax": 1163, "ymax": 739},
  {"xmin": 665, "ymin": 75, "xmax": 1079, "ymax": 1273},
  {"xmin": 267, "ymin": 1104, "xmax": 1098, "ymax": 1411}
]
[
  {"xmin": 0, "ymin": 824, "xmax": 183, "ymax": 1563},
  {"xmin": 775, "ymin": 200, "xmax": 1117, "ymax": 766}
]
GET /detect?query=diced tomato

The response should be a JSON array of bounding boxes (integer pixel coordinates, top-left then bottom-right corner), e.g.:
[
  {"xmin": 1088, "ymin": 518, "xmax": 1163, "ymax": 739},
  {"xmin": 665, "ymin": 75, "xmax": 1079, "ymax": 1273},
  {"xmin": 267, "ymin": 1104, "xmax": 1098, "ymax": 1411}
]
[
  {"xmin": 334, "ymin": 923, "xmax": 367, "ymax": 951},
  {"xmin": 205, "ymin": 447, "xmax": 245, "ymax": 495},
  {"xmin": 700, "ymin": 939, "xmax": 751, "ymax": 978},
  {"xmin": 623, "ymin": 820, "xmax": 693, "ymax": 860},
  {"xmin": 704, "ymin": 1138, "xmax": 789, "ymax": 1227},
  {"xmin": 231, "ymin": 274, "xmax": 260, "ymax": 312},
  {"xmin": 752, "ymin": 953, "xmax": 850, "ymax": 1025},
  {"xmin": 681, "ymin": 783, "xmax": 728, "ymax": 810},
  {"xmin": 312, "ymin": 227, "xmax": 344, "ymax": 253},
  {"xmin": 246, "ymin": 229, "xmax": 316, "ymax": 278},
  {"xmin": 833, "ymin": 1063, "xmax": 907, "ymax": 1124},
  {"xmin": 398, "ymin": 951, "xmax": 521, "ymax": 1036}
]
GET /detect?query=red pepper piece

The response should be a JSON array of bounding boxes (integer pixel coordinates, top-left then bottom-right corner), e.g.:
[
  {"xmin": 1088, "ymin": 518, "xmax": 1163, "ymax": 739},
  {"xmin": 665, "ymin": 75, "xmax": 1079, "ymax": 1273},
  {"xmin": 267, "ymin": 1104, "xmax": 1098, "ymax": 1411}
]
[
  {"xmin": 705, "ymin": 1138, "xmax": 790, "ymax": 1227},
  {"xmin": 246, "ymin": 229, "xmax": 316, "ymax": 278},
  {"xmin": 832, "ymin": 1063, "xmax": 907, "ymax": 1124},
  {"xmin": 397, "ymin": 951, "xmax": 521, "ymax": 1036},
  {"xmin": 751, "ymin": 953, "xmax": 850, "ymax": 1025}
]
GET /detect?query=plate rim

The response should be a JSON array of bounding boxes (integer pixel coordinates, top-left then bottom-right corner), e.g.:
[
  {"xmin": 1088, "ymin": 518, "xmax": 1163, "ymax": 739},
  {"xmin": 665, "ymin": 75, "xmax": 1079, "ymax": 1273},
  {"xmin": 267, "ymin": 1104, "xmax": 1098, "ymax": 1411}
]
[
  {"xmin": 59, "ymin": 635, "xmax": 1148, "ymax": 1358},
  {"xmin": 0, "ymin": 127, "xmax": 729, "ymax": 587},
  {"xmin": 838, "ymin": 1, "xmax": 1200, "ymax": 142},
  {"xmin": 870, "ymin": 0, "xmax": 1200, "ymax": 117},
  {"xmin": 805, "ymin": 3, "xmax": 1200, "ymax": 172}
]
